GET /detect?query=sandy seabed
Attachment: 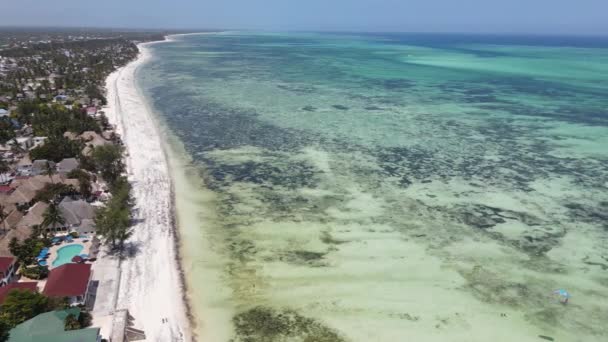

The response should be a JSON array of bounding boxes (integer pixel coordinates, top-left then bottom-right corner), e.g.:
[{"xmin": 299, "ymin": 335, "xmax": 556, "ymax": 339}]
[{"xmin": 102, "ymin": 34, "xmax": 608, "ymax": 342}]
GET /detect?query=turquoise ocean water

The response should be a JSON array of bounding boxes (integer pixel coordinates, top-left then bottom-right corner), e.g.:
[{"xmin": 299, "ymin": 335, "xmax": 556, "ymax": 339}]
[{"xmin": 138, "ymin": 32, "xmax": 608, "ymax": 341}]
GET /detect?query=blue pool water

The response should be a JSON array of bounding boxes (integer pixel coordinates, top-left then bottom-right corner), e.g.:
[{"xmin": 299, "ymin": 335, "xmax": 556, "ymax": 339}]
[{"xmin": 52, "ymin": 244, "xmax": 84, "ymax": 267}]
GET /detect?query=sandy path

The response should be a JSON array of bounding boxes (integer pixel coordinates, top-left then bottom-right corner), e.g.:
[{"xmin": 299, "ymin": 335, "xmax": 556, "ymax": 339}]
[{"xmin": 102, "ymin": 43, "xmax": 191, "ymax": 341}]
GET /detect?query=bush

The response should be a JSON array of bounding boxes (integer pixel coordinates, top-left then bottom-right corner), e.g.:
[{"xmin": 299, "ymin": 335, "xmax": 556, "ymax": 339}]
[
  {"xmin": 70, "ymin": 232, "xmax": 79, "ymax": 238},
  {"xmin": 64, "ymin": 313, "xmax": 81, "ymax": 331},
  {"xmin": 78, "ymin": 311, "xmax": 93, "ymax": 328},
  {"xmin": 20, "ymin": 266, "xmax": 49, "ymax": 280},
  {"xmin": 34, "ymin": 183, "xmax": 77, "ymax": 203},
  {"xmin": 29, "ymin": 136, "xmax": 82, "ymax": 163},
  {"xmin": 9, "ymin": 237, "xmax": 45, "ymax": 266},
  {"xmin": 91, "ymin": 144, "xmax": 124, "ymax": 186},
  {"xmin": 1, "ymin": 290, "xmax": 49, "ymax": 327}
]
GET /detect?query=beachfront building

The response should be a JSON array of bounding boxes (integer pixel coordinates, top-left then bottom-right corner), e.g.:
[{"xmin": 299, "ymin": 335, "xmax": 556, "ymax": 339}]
[
  {"xmin": 0, "ymin": 137, "xmax": 33, "ymax": 153},
  {"xmin": 0, "ymin": 282, "xmax": 38, "ymax": 306},
  {"xmin": 16, "ymin": 202, "xmax": 50, "ymax": 230},
  {"xmin": 7, "ymin": 308, "xmax": 101, "ymax": 342},
  {"xmin": 43, "ymin": 263, "xmax": 92, "ymax": 306},
  {"xmin": 57, "ymin": 158, "xmax": 79, "ymax": 174},
  {"xmin": 0, "ymin": 256, "xmax": 17, "ymax": 286},
  {"xmin": 59, "ymin": 197, "xmax": 97, "ymax": 236},
  {"xmin": 31, "ymin": 160, "xmax": 56, "ymax": 176},
  {"xmin": 7, "ymin": 175, "xmax": 80, "ymax": 207},
  {"xmin": 79, "ymin": 131, "xmax": 111, "ymax": 156}
]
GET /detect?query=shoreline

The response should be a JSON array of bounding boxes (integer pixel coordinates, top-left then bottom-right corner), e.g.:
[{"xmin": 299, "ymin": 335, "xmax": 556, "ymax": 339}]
[
  {"xmin": 138, "ymin": 37, "xmax": 199, "ymax": 337},
  {"xmin": 139, "ymin": 32, "xmax": 237, "ymax": 341},
  {"xmin": 102, "ymin": 36, "xmax": 197, "ymax": 341}
]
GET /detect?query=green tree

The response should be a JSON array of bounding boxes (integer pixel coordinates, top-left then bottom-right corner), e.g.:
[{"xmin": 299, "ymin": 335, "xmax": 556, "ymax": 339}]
[
  {"xmin": 0, "ymin": 205, "xmax": 7, "ymax": 232},
  {"xmin": 0, "ymin": 319, "xmax": 10, "ymax": 342},
  {"xmin": 95, "ymin": 177, "xmax": 132, "ymax": 249},
  {"xmin": 1, "ymin": 290, "xmax": 48, "ymax": 327},
  {"xmin": 41, "ymin": 202, "xmax": 65, "ymax": 235},
  {"xmin": 0, "ymin": 119, "xmax": 15, "ymax": 146},
  {"xmin": 91, "ymin": 144, "xmax": 124, "ymax": 186},
  {"xmin": 9, "ymin": 138, "xmax": 25, "ymax": 156},
  {"xmin": 29, "ymin": 136, "xmax": 82, "ymax": 163},
  {"xmin": 67, "ymin": 169, "xmax": 93, "ymax": 199},
  {"xmin": 64, "ymin": 313, "xmax": 81, "ymax": 331},
  {"xmin": 78, "ymin": 311, "xmax": 93, "ymax": 328},
  {"xmin": 0, "ymin": 160, "xmax": 10, "ymax": 184},
  {"xmin": 8, "ymin": 238, "xmax": 41, "ymax": 266},
  {"xmin": 34, "ymin": 183, "xmax": 76, "ymax": 203},
  {"xmin": 20, "ymin": 265, "xmax": 49, "ymax": 280},
  {"xmin": 44, "ymin": 161, "xmax": 55, "ymax": 184}
]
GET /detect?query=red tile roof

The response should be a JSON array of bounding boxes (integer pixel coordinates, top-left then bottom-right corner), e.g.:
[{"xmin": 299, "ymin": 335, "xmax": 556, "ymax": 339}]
[
  {"xmin": 0, "ymin": 185, "xmax": 14, "ymax": 194},
  {"xmin": 43, "ymin": 264, "xmax": 91, "ymax": 297},
  {"xmin": 0, "ymin": 282, "xmax": 37, "ymax": 304},
  {"xmin": 0, "ymin": 257, "xmax": 15, "ymax": 274}
]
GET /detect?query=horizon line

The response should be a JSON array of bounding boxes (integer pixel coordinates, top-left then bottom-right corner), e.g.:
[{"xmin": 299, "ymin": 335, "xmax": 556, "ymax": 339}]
[{"xmin": 1, "ymin": 24, "xmax": 608, "ymax": 39}]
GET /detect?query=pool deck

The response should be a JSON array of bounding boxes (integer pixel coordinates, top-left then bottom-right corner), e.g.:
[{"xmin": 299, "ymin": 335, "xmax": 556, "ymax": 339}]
[{"xmin": 46, "ymin": 238, "xmax": 93, "ymax": 270}]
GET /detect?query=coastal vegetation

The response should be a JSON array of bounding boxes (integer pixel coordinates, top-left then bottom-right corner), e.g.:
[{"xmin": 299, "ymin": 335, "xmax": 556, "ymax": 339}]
[
  {"xmin": 34, "ymin": 183, "xmax": 77, "ymax": 203},
  {"xmin": 0, "ymin": 289, "xmax": 65, "ymax": 327},
  {"xmin": 95, "ymin": 176, "xmax": 133, "ymax": 250},
  {"xmin": 41, "ymin": 202, "xmax": 66, "ymax": 231},
  {"xmin": 8, "ymin": 236, "xmax": 46, "ymax": 266},
  {"xmin": 15, "ymin": 102, "xmax": 100, "ymax": 136},
  {"xmin": 67, "ymin": 169, "xmax": 93, "ymax": 199},
  {"xmin": 29, "ymin": 136, "xmax": 82, "ymax": 162},
  {"xmin": 90, "ymin": 144, "xmax": 125, "ymax": 186},
  {"xmin": 64, "ymin": 311, "xmax": 92, "ymax": 331}
]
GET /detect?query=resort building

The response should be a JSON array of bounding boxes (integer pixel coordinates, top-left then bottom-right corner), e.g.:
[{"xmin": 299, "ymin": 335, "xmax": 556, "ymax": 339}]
[
  {"xmin": 31, "ymin": 160, "xmax": 56, "ymax": 176},
  {"xmin": 0, "ymin": 256, "xmax": 17, "ymax": 286},
  {"xmin": 8, "ymin": 175, "xmax": 80, "ymax": 207},
  {"xmin": 59, "ymin": 198, "xmax": 97, "ymax": 235},
  {"xmin": 17, "ymin": 202, "xmax": 49, "ymax": 229},
  {"xmin": 0, "ymin": 282, "xmax": 38, "ymax": 305},
  {"xmin": 79, "ymin": 131, "xmax": 111, "ymax": 156},
  {"xmin": 57, "ymin": 158, "xmax": 79, "ymax": 174},
  {"xmin": 7, "ymin": 308, "xmax": 101, "ymax": 342},
  {"xmin": 3, "ymin": 210, "xmax": 24, "ymax": 230},
  {"xmin": 0, "ymin": 137, "xmax": 33, "ymax": 153},
  {"xmin": 43, "ymin": 263, "xmax": 92, "ymax": 306}
]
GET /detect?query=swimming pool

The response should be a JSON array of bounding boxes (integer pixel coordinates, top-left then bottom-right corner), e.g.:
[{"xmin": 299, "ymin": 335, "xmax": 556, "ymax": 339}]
[{"xmin": 52, "ymin": 244, "xmax": 84, "ymax": 267}]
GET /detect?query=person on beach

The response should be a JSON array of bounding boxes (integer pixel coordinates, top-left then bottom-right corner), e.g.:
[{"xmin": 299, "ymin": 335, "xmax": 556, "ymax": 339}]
[{"xmin": 553, "ymin": 289, "xmax": 570, "ymax": 304}]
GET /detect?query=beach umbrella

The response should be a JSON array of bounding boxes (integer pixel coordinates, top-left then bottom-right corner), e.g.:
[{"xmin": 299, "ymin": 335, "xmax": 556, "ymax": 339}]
[
  {"xmin": 71, "ymin": 256, "xmax": 83, "ymax": 263},
  {"xmin": 38, "ymin": 260, "xmax": 48, "ymax": 266}
]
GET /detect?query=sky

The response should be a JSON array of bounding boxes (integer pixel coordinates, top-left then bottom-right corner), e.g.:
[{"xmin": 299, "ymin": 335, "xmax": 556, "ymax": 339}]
[{"xmin": 2, "ymin": 0, "xmax": 607, "ymax": 35}]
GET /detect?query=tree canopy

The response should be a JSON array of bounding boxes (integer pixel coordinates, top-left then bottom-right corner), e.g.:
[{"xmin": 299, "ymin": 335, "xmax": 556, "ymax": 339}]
[
  {"xmin": 95, "ymin": 176, "xmax": 132, "ymax": 249},
  {"xmin": 29, "ymin": 136, "xmax": 82, "ymax": 162},
  {"xmin": 0, "ymin": 290, "xmax": 48, "ymax": 327},
  {"xmin": 8, "ymin": 237, "xmax": 45, "ymax": 266},
  {"xmin": 91, "ymin": 144, "xmax": 124, "ymax": 186}
]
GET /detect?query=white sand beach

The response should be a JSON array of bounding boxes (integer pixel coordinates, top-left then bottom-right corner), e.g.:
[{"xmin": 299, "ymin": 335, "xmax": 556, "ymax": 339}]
[{"xmin": 95, "ymin": 42, "xmax": 191, "ymax": 341}]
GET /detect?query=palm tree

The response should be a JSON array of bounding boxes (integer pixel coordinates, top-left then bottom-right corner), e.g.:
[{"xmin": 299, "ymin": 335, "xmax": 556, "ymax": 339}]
[
  {"xmin": 44, "ymin": 161, "xmax": 55, "ymax": 184},
  {"xmin": 41, "ymin": 202, "xmax": 65, "ymax": 237},
  {"xmin": 10, "ymin": 138, "xmax": 24, "ymax": 156},
  {"xmin": 0, "ymin": 205, "xmax": 7, "ymax": 233},
  {"xmin": 0, "ymin": 159, "xmax": 10, "ymax": 184}
]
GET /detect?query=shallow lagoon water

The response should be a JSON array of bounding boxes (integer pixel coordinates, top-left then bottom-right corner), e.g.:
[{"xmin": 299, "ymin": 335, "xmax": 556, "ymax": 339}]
[{"xmin": 138, "ymin": 33, "xmax": 608, "ymax": 341}]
